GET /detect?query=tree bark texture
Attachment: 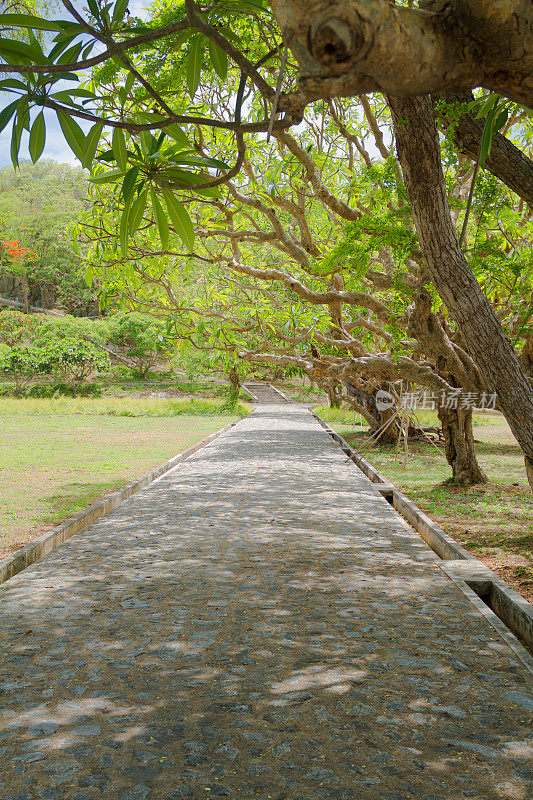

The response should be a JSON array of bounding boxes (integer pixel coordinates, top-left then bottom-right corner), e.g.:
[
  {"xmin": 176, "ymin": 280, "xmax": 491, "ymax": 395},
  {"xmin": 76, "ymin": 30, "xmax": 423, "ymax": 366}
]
[
  {"xmin": 388, "ymin": 94, "xmax": 533, "ymax": 490},
  {"xmin": 438, "ymin": 404, "xmax": 488, "ymax": 484},
  {"xmin": 271, "ymin": 0, "xmax": 533, "ymax": 106},
  {"xmin": 522, "ymin": 333, "xmax": 533, "ymax": 378},
  {"xmin": 436, "ymin": 91, "xmax": 533, "ymax": 205}
]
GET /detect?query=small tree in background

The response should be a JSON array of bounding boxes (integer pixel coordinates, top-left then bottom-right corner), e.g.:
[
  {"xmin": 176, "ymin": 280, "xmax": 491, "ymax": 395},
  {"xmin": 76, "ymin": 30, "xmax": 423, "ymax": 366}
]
[
  {"xmin": 108, "ymin": 313, "xmax": 168, "ymax": 379},
  {"xmin": 1, "ymin": 240, "xmax": 36, "ymax": 313},
  {"xmin": 46, "ymin": 337, "xmax": 109, "ymax": 388},
  {"xmin": 0, "ymin": 341, "xmax": 53, "ymax": 392}
]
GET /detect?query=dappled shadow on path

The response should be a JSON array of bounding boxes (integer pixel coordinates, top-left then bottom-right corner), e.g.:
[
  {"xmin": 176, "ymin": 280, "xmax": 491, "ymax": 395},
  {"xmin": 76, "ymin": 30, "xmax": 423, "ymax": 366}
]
[{"xmin": 0, "ymin": 406, "xmax": 531, "ymax": 799}]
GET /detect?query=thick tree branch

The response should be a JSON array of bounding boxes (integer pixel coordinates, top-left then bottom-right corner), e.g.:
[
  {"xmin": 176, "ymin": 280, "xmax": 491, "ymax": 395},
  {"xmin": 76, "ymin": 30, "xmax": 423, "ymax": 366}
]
[
  {"xmin": 270, "ymin": 0, "xmax": 533, "ymax": 105},
  {"xmin": 229, "ymin": 258, "xmax": 394, "ymax": 322},
  {"xmin": 436, "ymin": 91, "xmax": 533, "ymax": 205},
  {"xmin": 275, "ymin": 130, "xmax": 362, "ymax": 222}
]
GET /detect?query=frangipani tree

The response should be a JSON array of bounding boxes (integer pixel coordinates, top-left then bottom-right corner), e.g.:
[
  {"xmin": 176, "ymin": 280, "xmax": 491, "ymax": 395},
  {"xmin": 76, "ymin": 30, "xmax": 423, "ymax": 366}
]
[
  {"xmin": 81, "ymin": 93, "xmax": 531, "ymax": 485},
  {"xmin": 0, "ymin": 0, "xmax": 531, "ymax": 485}
]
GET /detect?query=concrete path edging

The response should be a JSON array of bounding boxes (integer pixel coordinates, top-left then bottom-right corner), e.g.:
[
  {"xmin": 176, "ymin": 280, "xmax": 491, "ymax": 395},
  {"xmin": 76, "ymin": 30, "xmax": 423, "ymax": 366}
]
[
  {"xmin": 311, "ymin": 409, "xmax": 533, "ymax": 657},
  {"xmin": 0, "ymin": 417, "xmax": 243, "ymax": 586}
]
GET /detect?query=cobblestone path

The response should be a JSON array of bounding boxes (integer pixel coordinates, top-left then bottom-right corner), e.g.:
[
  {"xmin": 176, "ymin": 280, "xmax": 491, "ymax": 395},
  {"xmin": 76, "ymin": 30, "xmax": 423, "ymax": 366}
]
[
  {"xmin": 242, "ymin": 384, "xmax": 288, "ymax": 404},
  {"xmin": 0, "ymin": 406, "xmax": 532, "ymax": 800}
]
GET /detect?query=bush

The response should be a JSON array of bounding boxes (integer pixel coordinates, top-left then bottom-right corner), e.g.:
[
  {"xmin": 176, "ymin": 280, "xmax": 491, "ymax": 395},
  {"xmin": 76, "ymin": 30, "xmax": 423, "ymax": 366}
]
[
  {"xmin": 108, "ymin": 312, "xmax": 168, "ymax": 378},
  {"xmin": 0, "ymin": 341, "xmax": 55, "ymax": 389},
  {"xmin": 38, "ymin": 315, "xmax": 110, "ymax": 345},
  {"xmin": 0, "ymin": 309, "xmax": 44, "ymax": 345},
  {"xmin": 0, "ymin": 337, "xmax": 109, "ymax": 390},
  {"xmin": 27, "ymin": 382, "xmax": 101, "ymax": 398},
  {"xmin": 44, "ymin": 337, "xmax": 110, "ymax": 387}
]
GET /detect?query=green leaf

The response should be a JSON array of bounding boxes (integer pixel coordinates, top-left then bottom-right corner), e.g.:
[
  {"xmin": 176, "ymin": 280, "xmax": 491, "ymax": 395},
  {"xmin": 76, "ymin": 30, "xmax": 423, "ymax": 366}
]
[
  {"xmin": 15, "ymin": 100, "xmax": 29, "ymax": 133},
  {"xmin": 139, "ymin": 130, "xmax": 157, "ymax": 156},
  {"xmin": 112, "ymin": 0, "xmax": 129, "ymax": 23},
  {"xmin": 479, "ymin": 104, "xmax": 499, "ymax": 168},
  {"xmin": 186, "ymin": 36, "xmax": 204, "ymax": 99},
  {"xmin": 172, "ymin": 29, "xmax": 197, "ymax": 49},
  {"xmin": 129, "ymin": 190, "xmax": 147, "ymax": 236},
  {"xmin": 51, "ymin": 87, "xmax": 95, "ymax": 102},
  {"xmin": 0, "ymin": 78, "xmax": 27, "ymax": 90},
  {"xmin": 0, "ymin": 99, "xmax": 20, "ymax": 135},
  {"xmin": 0, "ymin": 38, "xmax": 49, "ymax": 65},
  {"xmin": 208, "ymin": 39, "xmax": 228, "ymax": 81},
  {"xmin": 10, "ymin": 120, "xmax": 22, "ymax": 168},
  {"xmin": 88, "ymin": 168, "xmax": 124, "ymax": 184},
  {"xmin": 112, "ymin": 127, "xmax": 128, "ymax": 173},
  {"xmin": 29, "ymin": 111, "xmax": 46, "ymax": 163},
  {"xmin": 87, "ymin": 0, "xmax": 100, "ymax": 20},
  {"xmin": 193, "ymin": 184, "xmax": 221, "ymax": 199},
  {"xmin": 151, "ymin": 189, "xmax": 169, "ymax": 249},
  {"xmin": 57, "ymin": 111, "xmax": 87, "ymax": 161},
  {"xmin": 124, "ymin": 71, "xmax": 135, "ymax": 95},
  {"xmin": 173, "ymin": 153, "xmax": 230, "ymax": 169},
  {"xmin": 161, "ymin": 187, "xmax": 195, "ymax": 250},
  {"xmin": 164, "ymin": 124, "xmax": 190, "ymax": 149},
  {"xmin": 48, "ymin": 34, "xmax": 78, "ymax": 61},
  {"xmin": 82, "ymin": 122, "xmax": 103, "ymax": 168},
  {"xmin": 158, "ymin": 167, "xmax": 207, "ymax": 186},
  {"xmin": 0, "ymin": 13, "xmax": 61, "ymax": 30},
  {"xmin": 119, "ymin": 200, "xmax": 131, "ymax": 256},
  {"xmin": 58, "ymin": 41, "xmax": 83, "ymax": 64},
  {"xmin": 121, "ymin": 166, "xmax": 140, "ymax": 200},
  {"xmin": 494, "ymin": 108, "xmax": 509, "ymax": 132}
]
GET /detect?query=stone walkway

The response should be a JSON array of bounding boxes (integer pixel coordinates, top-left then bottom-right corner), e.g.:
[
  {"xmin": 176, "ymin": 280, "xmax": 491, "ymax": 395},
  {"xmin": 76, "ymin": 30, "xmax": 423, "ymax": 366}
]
[
  {"xmin": 242, "ymin": 384, "xmax": 288, "ymax": 404},
  {"xmin": 0, "ymin": 406, "xmax": 532, "ymax": 800}
]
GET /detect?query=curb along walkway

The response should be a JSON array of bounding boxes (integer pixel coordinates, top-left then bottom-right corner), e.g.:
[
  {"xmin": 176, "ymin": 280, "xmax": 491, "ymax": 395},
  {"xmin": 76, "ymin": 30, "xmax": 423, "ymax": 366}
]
[{"xmin": 0, "ymin": 405, "xmax": 531, "ymax": 800}]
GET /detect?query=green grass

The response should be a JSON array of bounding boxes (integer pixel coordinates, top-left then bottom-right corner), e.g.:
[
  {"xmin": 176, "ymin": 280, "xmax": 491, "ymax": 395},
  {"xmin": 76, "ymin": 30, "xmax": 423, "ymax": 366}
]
[
  {"xmin": 315, "ymin": 406, "xmax": 533, "ymax": 601},
  {"xmin": 0, "ymin": 396, "xmax": 249, "ymax": 418},
  {"xmin": 0, "ymin": 396, "xmax": 247, "ymax": 558}
]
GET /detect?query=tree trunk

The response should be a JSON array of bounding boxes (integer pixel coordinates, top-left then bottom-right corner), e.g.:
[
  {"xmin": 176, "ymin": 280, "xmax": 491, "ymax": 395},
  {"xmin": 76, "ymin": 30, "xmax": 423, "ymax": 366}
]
[
  {"xmin": 438, "ymin": 404, "xmax": 487, "ymax": 485},
  {"xmin": 526, "ymin": 457, "xmax": 533, "ymax": 490},
  {"xmin": 227, "ymin": 366, "xmax": 240, "ymax": 408},
  {"xmin": 21, "ymin": 273, "xmax": 30, "ymax": 315},
  {"xmin": 522, "ymin": 333, "xmax": 533, "ymax": 378},
  {"xmin": 327, "ymin": 382, "xmax": 342, "ymax": 408},
  {"xmin": 388, "ymin": 94, "xmax": 533, "ymax": 491},
  {"xmin": 376, "ymin": 405, "xmax": 401, "ymax": 444}
]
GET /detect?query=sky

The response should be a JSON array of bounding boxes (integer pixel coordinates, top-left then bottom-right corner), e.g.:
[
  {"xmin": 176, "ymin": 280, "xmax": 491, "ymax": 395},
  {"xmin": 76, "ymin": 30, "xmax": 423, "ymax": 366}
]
[{"xmin": 0, "ymin": 0, "xmax": 149, "ymax": 168}]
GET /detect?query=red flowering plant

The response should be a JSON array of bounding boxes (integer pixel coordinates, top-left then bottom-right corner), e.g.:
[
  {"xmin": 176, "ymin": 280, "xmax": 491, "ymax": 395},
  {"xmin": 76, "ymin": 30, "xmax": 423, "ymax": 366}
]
[{"xmin": 1, "ymin": 240, "xmax": 37, "ymax": 313}]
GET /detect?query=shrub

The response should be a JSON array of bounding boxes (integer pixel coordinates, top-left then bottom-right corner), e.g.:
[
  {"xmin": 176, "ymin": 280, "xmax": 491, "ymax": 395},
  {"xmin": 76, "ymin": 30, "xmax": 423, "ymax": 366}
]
[
  {"xmin": 26, "ymin": 382, "xmax": 101, "ymax": 398},
  {"xmin": 0, "ymin": 309, "xmax": 44, "ymax": 345},
  {"xmin": 38, "ymin": 315, "xmax": 110, "ymax": 345},
  {"xmin": 0, "ymin": 342, "xmax": 54, "ymax": 389},
  {"xmin": 44, "ymin": 337, "xmax": 110, "ymax": 387},
  {"xmin": 0, "ymin": 338, "xmax": 109, "ymax": 390},
  {"xmin": 108, "ymin": 313, "xmax": 168, "ymax": 378}
]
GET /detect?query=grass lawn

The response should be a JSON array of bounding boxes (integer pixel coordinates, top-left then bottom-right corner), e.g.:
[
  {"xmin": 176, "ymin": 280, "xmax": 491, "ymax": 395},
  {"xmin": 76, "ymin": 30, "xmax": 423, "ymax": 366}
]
[
  {"xmin": 0, "ymin": 396, "xmax": 247, "ymax": 560},
  {"xmin": 316, "ymin": 406, "xmax": 533, "ymax": 602}
]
